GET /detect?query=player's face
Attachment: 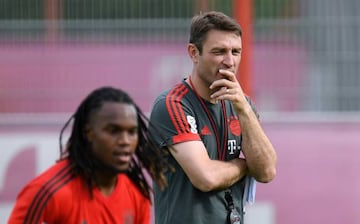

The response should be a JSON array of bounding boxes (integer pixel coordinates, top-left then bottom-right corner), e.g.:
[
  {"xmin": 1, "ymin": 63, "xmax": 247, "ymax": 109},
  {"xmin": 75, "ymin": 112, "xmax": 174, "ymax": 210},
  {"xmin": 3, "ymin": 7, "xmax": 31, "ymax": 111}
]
[
  {"xmin": 196, "ymin": 29, "xmax": 242, "ymax": 86},
  {"xmin": 86, "ymin": 102, "xmax": 138, "ymax": 174}
]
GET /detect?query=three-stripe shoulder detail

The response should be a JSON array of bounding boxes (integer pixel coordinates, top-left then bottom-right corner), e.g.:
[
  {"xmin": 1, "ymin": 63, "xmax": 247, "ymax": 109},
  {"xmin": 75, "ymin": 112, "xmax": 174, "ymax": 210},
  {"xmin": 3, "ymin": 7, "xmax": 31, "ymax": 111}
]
[
  {"xmin": 165, "ymin": 84, "xmax": 190, "ymax": 135},
  {"xmin": 24, "ymin": 164, "xmax": 75, "ymax": 224}
]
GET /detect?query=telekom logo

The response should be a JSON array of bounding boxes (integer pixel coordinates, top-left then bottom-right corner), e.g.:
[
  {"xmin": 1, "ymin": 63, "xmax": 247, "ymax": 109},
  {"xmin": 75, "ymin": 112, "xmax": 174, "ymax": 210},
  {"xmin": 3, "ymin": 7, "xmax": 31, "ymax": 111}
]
[{"xmin": 227, "ymin": 139, "xmax": 240, "ymax": 155}]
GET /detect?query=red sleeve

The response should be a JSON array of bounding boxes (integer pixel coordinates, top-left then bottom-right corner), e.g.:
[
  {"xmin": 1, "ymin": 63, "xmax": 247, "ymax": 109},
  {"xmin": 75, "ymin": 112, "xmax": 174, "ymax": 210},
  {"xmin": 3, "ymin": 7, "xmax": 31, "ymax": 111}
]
[
  {"xmin": 8, "ymin": 161, "xmax": 71, "ymax": 224},
  {"xmin": 7, "ymin": 183, "xmax": 47, "ymax": 224}
]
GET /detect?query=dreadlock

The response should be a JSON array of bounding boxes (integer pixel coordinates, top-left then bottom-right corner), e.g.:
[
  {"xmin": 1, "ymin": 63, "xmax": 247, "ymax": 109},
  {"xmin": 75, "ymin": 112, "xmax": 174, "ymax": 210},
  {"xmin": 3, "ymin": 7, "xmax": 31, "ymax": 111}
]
[{"xmin": 59, "ymin": 86, "xmax": 170, "ymax": 200}]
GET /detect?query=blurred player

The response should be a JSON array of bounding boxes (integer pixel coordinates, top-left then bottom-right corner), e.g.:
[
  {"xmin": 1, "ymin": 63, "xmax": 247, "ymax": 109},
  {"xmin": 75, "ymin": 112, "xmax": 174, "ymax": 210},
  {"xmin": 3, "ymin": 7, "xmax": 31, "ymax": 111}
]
[{"xmin": 8, "ymin": 86, "xmax": 170, "ymax": 224}]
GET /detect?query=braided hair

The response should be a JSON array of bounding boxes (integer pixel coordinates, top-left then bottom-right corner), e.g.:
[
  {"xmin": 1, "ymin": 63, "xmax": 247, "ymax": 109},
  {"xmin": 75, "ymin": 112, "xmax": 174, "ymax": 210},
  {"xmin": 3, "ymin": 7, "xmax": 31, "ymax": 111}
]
[{"xmin": 59, "ymin": 86, "xmax": 169, "ymax": 200}]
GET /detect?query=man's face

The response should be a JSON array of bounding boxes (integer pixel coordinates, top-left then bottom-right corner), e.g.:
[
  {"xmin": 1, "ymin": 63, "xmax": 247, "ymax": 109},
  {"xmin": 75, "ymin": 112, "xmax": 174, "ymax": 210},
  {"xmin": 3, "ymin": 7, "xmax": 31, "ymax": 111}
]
[
  {"xmin": 86, "ymin": 102, "xmax": 138, "ymax": 174},
  {"xmin": 195, "ymin": 29, "xmax": 242, "ymax": 86}
]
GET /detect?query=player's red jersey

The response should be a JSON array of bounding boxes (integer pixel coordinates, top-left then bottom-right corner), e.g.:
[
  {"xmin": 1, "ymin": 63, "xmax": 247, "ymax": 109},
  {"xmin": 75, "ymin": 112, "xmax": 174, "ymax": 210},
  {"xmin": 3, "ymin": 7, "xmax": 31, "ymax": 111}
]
[{"xmin": 8, "ymin": 159, "xmax": 151, "ymax": 224}]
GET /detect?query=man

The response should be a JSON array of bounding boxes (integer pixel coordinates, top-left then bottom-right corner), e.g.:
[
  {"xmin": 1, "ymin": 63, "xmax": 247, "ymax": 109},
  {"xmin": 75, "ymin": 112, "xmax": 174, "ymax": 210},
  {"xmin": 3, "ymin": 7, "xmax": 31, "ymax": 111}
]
[
  {"xmin": 8, "ymin": 86, "xmax": 169, "ymax": 224},
  {"xmin": 149, "ymin": 11, "xmax": 277, "ymax": 224}
]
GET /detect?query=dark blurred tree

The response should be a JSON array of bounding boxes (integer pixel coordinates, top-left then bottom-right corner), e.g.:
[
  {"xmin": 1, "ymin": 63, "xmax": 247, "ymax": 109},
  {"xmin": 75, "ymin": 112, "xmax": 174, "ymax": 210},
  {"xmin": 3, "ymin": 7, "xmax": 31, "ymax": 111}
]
[
  {"xmin": 0, "ymin": 0, "xmax": 43, "ymax": 19},
  {"xmin": 0, "ymin": 0, "xmax": 234, "ymax": 20},
  {"xmin": 0, "ymin": 0, "xmax": 235, "ymax": 20},
  {"xmin": 64, "ymin": 0, "xmax": 194, "ymax": 19},
  {"xmin": 255, "ymin": 0, "xmax": 297, "ymax": 18}
]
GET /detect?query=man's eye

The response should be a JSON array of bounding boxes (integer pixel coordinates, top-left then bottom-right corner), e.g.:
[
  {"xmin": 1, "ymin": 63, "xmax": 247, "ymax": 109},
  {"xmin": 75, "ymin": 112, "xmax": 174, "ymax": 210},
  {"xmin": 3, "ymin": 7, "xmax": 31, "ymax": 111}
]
[
  {"xmin": 128, "ymin": 129, "xmax": 138, "ymax": 135},
  {"xmin": 108, "ymin": 127, "xmax": 119, "ymax": 134},
  {"xmin": 232, "ymin": 50, "xmax": 241, "ymax": 56},
  {"xmin": 213, "ymin": 51, "xmax": 223, "ymax": 55}
]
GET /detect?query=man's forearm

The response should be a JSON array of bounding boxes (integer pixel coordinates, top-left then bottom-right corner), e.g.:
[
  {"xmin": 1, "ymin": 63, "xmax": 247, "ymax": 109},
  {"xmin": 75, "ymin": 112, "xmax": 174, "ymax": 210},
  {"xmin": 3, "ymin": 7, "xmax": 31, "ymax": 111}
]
[{"xmin": 239, "ymin": 106, "xmax": 277, "ymax": 183}]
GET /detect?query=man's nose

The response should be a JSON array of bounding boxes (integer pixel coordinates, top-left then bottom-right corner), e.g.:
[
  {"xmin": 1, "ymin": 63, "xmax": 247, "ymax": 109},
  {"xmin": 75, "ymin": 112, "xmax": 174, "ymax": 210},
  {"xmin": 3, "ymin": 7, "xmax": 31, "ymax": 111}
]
[
  {"xmin": 222, "ymin": 52, "xmax": 235, "ymax": 67},
  {"xmin": 117, "ymin": 132, "xmax": 131, "ymax": 144}
]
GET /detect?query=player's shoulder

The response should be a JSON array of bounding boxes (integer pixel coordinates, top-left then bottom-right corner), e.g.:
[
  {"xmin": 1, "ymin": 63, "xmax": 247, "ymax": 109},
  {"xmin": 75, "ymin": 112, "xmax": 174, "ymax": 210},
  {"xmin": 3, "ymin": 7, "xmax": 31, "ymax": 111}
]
[
  {"xmin": 15, "ymin": 160, "xmax": 76, "ymax": 203},
  {"xmin": 154, "ymin": 82, "xmax": 190, "ymax": 104},
  {"xmin": 24, "ymin": 160, "xmax": 74, "ymax": 193},
  {"xmin": 32, "ymin": 159, "xmax": 71, "ymax": 182}
]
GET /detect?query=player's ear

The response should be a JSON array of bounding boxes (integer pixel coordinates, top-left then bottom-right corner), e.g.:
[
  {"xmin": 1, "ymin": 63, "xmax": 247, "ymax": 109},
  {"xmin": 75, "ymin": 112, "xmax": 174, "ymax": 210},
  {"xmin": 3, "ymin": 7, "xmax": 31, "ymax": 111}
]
[
  {"xmin": 84, "ymin": 124, "xmax": 93, "ymax": 143},
  {"xmin": 188, "ymin": 43, "xmax": 199, "ymax": 63}
]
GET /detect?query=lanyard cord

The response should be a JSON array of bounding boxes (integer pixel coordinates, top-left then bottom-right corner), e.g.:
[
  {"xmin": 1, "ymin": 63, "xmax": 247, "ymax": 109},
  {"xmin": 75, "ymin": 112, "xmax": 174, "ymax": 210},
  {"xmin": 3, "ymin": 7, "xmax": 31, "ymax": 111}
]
[{"xmin": 189, "ymin": 77, "xmax": 228, "ymax": 161}]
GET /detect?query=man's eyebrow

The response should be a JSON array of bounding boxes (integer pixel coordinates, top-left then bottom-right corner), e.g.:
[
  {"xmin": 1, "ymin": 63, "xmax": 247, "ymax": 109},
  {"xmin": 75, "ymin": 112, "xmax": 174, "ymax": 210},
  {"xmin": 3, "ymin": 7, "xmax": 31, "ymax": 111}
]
[
  {"xmin": 210, "ymin": 47, "xmax": 242, "ymax": 52},
  {"xmin": 211, "ymin": 47, "xmax": 227, "ymax": 51}
]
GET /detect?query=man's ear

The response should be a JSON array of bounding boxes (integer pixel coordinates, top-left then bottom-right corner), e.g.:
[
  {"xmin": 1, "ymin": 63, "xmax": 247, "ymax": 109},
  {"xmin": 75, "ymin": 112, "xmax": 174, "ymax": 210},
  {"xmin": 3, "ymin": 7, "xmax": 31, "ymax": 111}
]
[{"xmin": 187, "ymin": 43, "xmax": 199, "ymax": 63}]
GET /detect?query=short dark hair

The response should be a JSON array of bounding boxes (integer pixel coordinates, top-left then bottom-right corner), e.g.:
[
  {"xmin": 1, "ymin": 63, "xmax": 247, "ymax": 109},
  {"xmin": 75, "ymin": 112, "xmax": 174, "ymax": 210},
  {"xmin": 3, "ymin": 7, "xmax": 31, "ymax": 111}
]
[
  {"xmin": 59, "ymin": 86, "xmax": 169, "ymax": 200},
  {"xmin": 189, "ymin": 11, "xmax": 242, "ymax": 54}
]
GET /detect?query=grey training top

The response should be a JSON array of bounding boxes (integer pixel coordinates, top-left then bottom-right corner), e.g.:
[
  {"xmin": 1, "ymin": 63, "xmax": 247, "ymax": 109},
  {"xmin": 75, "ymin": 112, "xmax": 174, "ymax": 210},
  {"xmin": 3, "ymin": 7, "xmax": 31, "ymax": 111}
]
[{"xmin": 150, "ymin": 80, "xmax": 257, "ymax": 224}]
